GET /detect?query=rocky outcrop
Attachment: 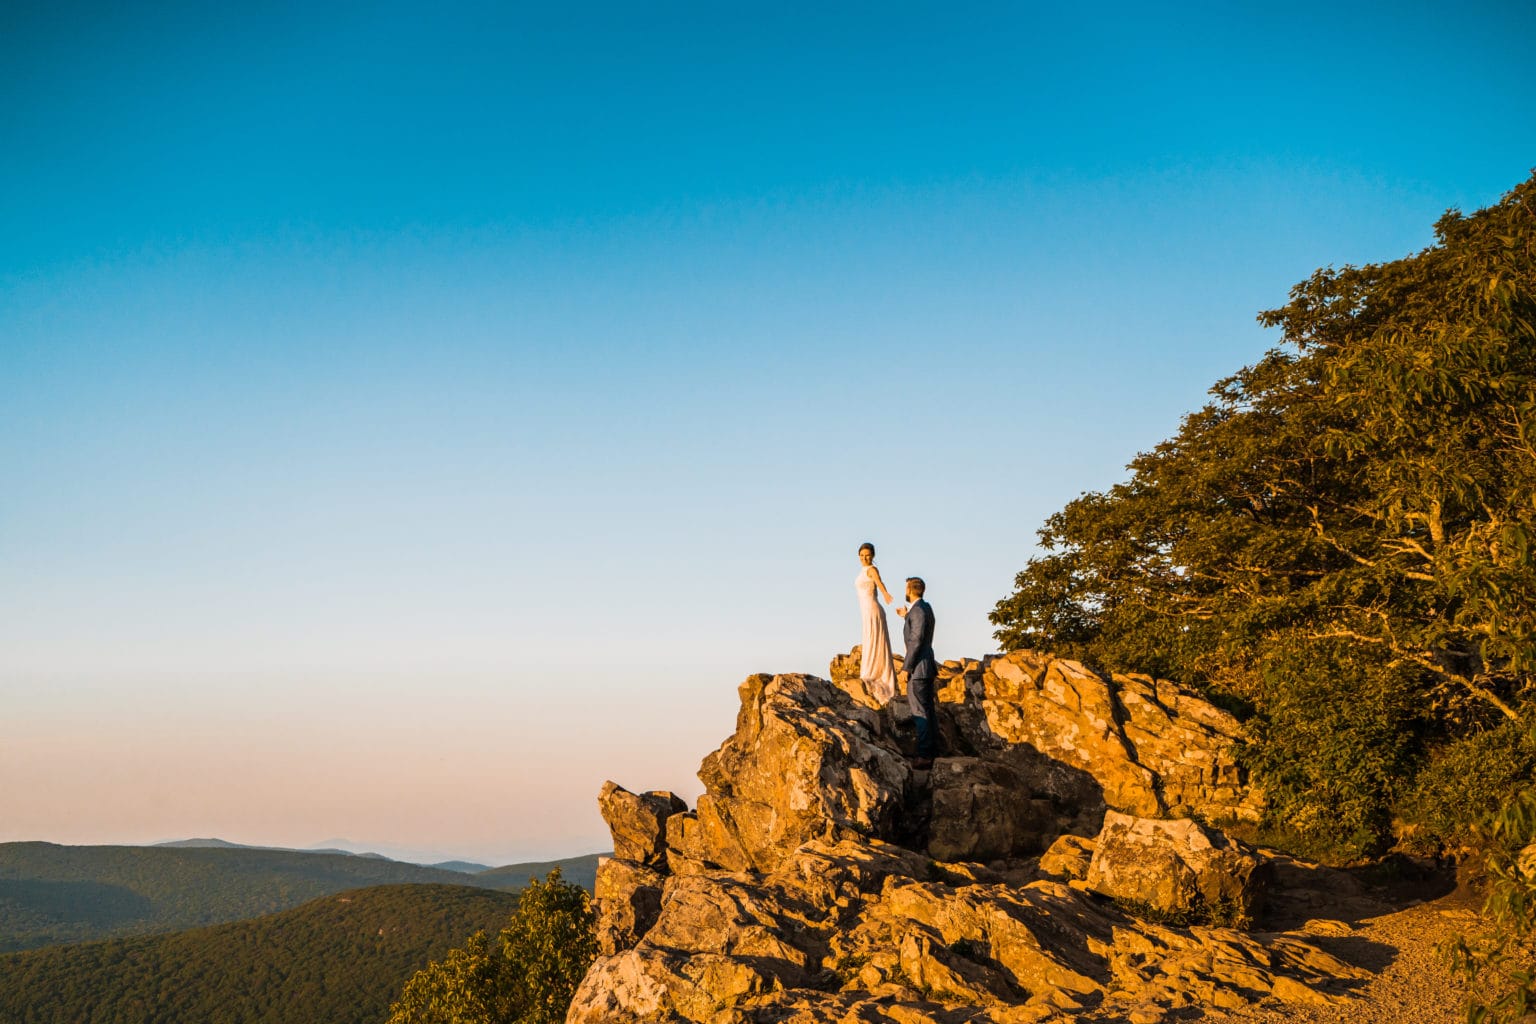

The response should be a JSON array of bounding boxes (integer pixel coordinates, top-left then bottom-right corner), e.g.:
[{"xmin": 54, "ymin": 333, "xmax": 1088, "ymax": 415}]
[
  {"xmin": 598, "ymin": 782, "xmax": 687, "ymax": 867},
  {"xmin": 573, "ymin": 653, "xmax": 1372, "ymax": 1024},
  {"xmin": 1084, "ymin": 811, "xmax": 1270, "ymax": 923},
  {"xmin": 593, "ymin": 856, "xmax": 666, "ymax": 956},
  {"xmin": 831, "ymin": 648, "xmax": 1263, "ymax": 828},
  {"xmin": 691, "ymin": 673, "xmax": 910, "ymax": 874}
]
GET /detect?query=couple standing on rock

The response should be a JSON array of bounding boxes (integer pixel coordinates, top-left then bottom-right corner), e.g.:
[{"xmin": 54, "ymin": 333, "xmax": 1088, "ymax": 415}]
[{"xmin": 855, "ymin": 542, "xmax": 938, "ymax": 769}]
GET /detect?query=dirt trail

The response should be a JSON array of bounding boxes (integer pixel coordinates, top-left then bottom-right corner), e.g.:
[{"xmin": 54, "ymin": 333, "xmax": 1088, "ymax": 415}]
[{"xmin": 1216, "ymin": 880, "xmax": 1479, "ymax": 1024}]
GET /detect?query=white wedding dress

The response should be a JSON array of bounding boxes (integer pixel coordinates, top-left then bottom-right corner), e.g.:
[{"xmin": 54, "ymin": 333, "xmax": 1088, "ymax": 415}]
[{"xmin": 856, "ymin": 567, "xmax": 897, "ymax": 704}]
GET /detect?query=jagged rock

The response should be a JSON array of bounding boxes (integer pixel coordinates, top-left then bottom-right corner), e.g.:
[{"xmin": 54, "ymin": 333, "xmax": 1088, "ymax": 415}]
[
  {"xmin": 783, "ymin": 838, "xmax": 938, "ymax": 902},
  {"xmin": 1038, "ymin": 833, "xmax": 1096, "ymax": 882},
  {"xmin": 836, "ymin": 876, "xmax": 1111, "ymax": 1006},
  {"xmin": 566, "ymin": 946, "xmax": 787, "ymax": 1024},
  {"xmin": 598, "ymin": 781, "xmax": 687, "ymax": 868},
  {"xmin": 663, "ymin": 810, "xmax": 710, "ymax": 876},
  {"xmin": 692, "ymin": 673, "xmax": 910, "ymax": 873},
  {"xmin": 981, "ymin": 654, "xmax": 1162, "ymax": 818},
  {"xmin": 837, "ymin": 646, "xmax": 1263, "ymax": 827},
  {"xmin": 926, "ymin": 757, "xmax": 1057, "ymax": 862},
  {"xmin": 569, "ymin": 657, "xmax": 1356, "ymax": 1024},
  {"xmin": 570, "ymin": 826, "xmax": 1365, "ymax": 1023},
  {"xmin": 594, "ymin": 857, "xmax": 666, "ymax": 955},
  {"xmin": 646, "ymin": 872, "xmax": 824, "ymax": 974},
  {"xmin": 981, "ymin": 652, "xmax": 1263, "ymax": 824},
  {"xmin": 1085, "ymin": 811, "xmax": 1269, "ymax": 921},
  {"xmin": 1111, "ymin": 671, "xmax": 1258, "ymax": 821}
]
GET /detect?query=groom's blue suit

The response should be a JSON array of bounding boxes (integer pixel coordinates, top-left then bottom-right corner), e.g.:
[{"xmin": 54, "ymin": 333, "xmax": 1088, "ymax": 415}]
[{"xmin": 903, "ymin": 597, "xmax": 937, "ymax": 759}]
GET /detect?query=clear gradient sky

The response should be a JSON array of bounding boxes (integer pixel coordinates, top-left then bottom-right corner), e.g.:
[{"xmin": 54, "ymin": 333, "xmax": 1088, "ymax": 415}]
[{"xmin": 3, "ymin": 1, "xmax": 1533, "ymax": 864}]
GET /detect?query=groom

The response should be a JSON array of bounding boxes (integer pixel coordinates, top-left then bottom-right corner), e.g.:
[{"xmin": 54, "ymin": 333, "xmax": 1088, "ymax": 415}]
[{"xmin": 896, "ymin": 577, "xmax": 937, "ymax": 768}]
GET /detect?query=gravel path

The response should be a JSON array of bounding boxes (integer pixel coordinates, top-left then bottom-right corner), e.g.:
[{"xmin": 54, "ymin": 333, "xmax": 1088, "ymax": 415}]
[{"xmin": 1215, "ymin": 885, "xmax": 1478, "ymax": 1024}]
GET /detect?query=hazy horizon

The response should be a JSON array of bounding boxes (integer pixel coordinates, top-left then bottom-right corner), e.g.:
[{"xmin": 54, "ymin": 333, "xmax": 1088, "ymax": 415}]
[
  {"xmin": 4, "ymin": 1, "xmax": 1533, "ymax": 862},
  {"xmin": 141, "ymin": 834, "xmax": 607, "ymax": 867}
]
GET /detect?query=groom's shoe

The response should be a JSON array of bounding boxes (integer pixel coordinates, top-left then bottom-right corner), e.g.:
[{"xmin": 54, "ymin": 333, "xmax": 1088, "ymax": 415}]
[{"xmin": 912, "ymin": 757, "xmax": 934, "ymax": 770}]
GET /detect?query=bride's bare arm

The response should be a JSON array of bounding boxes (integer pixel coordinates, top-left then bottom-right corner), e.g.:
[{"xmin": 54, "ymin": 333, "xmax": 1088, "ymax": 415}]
[{"xmin": 871, "ymin": 566, "xmax": 894, "ymax": 604}]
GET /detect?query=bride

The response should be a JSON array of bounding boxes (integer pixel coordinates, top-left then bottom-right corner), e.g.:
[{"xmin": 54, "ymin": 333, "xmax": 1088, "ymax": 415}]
[{"xmin": 855, "ymin": 542, "xmax": 897, "ymax": 704}]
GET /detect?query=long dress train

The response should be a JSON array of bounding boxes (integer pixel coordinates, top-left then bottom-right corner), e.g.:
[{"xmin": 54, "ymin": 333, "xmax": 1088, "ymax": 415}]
[{"xmin": 856, "ymin": 567, "xmax": 897, "ymax": 704}]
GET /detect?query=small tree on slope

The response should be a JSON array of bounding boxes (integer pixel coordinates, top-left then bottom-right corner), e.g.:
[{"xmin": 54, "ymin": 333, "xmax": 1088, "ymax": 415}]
[{"xmin": 387, "ymin": 870, "xmax": 596, "ymax": 1024}]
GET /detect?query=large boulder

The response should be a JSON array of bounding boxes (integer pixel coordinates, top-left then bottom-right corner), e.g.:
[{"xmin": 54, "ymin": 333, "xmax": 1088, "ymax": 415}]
[
  {"xmin": 980, "ymin": 651, "xmax": 1263, "ymax": 824},
  {"xmin": 1084, "ymin": 811, "xmax": 1270, "ymax": 922},
  {"xmin": 834, "ymin": 647, "xmax": 1264, "ymax": 828},
  {"xmin": 691, "ymin": 673, "xmax": 910, "ymax": 873},
  {"xmin": 1110, "ymin": 671, "xmax": 1261, "ymax": 821},
  {"xmin": 925, "ymin": 757, "xmax": 1057, "ymax": 862},
  {"xmin": 598, "ymin": 782, "xmax": 687, "ymax": 868}
]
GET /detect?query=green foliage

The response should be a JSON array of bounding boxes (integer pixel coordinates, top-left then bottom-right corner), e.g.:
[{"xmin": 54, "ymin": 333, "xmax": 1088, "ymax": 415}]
[
  {"xmin": 1243, "ymin": 640, "xmax": 1427, "ymax": 859},
  {"xmin": 991, "ymin": 172, "xmax": 1536, "ymax": 860},
  {"xmin": 0, "ymin": 843, "xmax": 601, "ymax": 953},
  {"xmin": 387, "ymin": 870, "xmax": 597, "ymax": 1024},
  {"xmin": 1446, "ymin": 789, "xmax": 1536, "ymax": 1024},
  {"xmin": 1109, "ymin": 892, "xmax": 1251, "ymax": 930},
  {"xmin": 0, "ymin": 883, "xmax": 518, "ymax": 1024},
  {"xmin": 385, "ymin": 931, "xmax": 514, "ymax": 1024},
  {"xmin": 1203, "ymin": 894, "xmax": 1252, "ymax": 930},
  {"xmin": 1400, "ymin": 720, "xmax": 1536, "ymax": 852},
  {"xmin": 823, "ymin": 950, "xmax": 870, "ymax": 988}
]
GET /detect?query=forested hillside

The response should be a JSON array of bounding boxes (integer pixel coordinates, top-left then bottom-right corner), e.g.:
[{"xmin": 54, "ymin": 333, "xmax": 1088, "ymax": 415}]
[
  {"xmin": 0, "ymin": 884, "xmax": 518, "ymax": 1024},
  {"xmin": 992, "ymin": 173, "xmax": 1536, "ymax": 860},
  {"xmin": 475, "ymin": 853, "xmax": 603, "ymax": 892},
  {"xmin": 0, "ymin": 843, "xmax": 514, "ymax": 951}
]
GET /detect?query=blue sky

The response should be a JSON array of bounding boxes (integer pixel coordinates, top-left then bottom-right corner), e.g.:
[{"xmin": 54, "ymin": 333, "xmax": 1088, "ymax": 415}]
[{"xmin": 3, "ymin": 1, "xmax": 1533, "ymax": 863}]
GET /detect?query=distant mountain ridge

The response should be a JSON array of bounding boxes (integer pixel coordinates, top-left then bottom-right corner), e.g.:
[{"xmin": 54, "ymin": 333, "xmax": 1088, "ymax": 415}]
[
  {"xmin": 152, "ymin": 836, "xmax": 467, "ymax": 865},
  {"xmin": 429, "ymin": 859, "xmax": 494, "ymax": 873},
  {"xmin": 0, "ymin": 841, "xmax": 604, "ymax": 952},
  {"xmin": 154, "ymin": 837, "xmax": 387, "ymax": 859},
  {"xmin": 477, "ymin": 852, "xmax": 603, "ymax": 891},
  {"xmin": 145, "ymin": 838, "xmax": 600, "ymax": 886},
  {"xmin": 0, "ymin": 883, "xmax": 519, "ymax": 1024}
]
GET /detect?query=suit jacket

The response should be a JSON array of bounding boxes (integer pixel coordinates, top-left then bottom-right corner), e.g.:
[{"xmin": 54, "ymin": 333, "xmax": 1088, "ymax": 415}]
[{"xmin": 903, "ymin": 599, "xmax": 936, "ymax": 681}]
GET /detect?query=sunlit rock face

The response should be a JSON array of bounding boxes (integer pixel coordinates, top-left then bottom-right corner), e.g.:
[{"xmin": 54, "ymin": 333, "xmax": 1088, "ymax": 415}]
[
  {"xmin": 691, "ymin": 673, "xmax": 911, "ymax": 874},
  {"xmin": 1083, "ymin": 811, "xmax": 1271, "ymax": 922},
  {"xmin": 572, "ymin": 653, "xmax": 1373, "ymax": 1024},
  {"xmin": 598, "ymin": 782, "xmax": 686, "ymax": 868},
  {"xmin": 831, "ymin": 649, "xmax": 1264, "ymax": 830}
]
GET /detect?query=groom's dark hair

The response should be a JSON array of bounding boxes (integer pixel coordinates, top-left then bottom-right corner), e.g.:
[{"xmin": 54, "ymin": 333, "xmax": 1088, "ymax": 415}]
[{"xmin": 906, "ymin": 577, "xmax": 926, "ymax": 596}]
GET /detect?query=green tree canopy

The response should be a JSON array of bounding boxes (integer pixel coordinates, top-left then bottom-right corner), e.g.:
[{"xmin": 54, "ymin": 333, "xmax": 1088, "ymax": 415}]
[
  {"xmin": 387, "ymin": 869, "xmax": 597, "ymax": 1024},
  {"xmin": 1449, "ymin": 790, "xmax": 1536, "ymax": 1024},
  {"xmin": 992, "ymin": 172, "xmax": 1536, "ymax": 858}
]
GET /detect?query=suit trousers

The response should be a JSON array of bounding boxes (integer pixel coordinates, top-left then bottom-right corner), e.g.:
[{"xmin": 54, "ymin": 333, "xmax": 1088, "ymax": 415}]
[{"xmin": 908, "ymin": 673, "xmax": 937, "ymax": 758}]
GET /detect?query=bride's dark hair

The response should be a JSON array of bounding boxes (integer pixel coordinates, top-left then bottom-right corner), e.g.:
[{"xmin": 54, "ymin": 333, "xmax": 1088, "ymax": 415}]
[{"xmin": 858, "ymin": 542, "xmax": 875, "ymax": 558}]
